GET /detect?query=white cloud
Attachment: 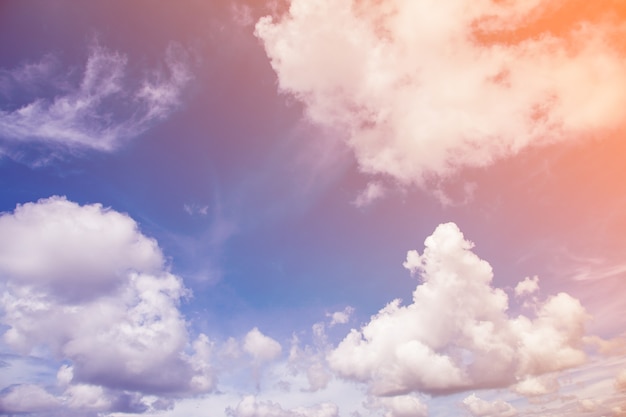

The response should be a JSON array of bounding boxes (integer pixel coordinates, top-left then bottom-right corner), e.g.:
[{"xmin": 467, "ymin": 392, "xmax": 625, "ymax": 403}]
[
  {"xmin": 256, "ymin": 0, "xmax": 626, "ymax": 185},
  {"xmin": 0, "ymin": 42, "xmax": 191, "ymax": 160},
  {"xmin": 327, "ymin": 306, "xmax": 354, "ymax": 327},
  {"xmin": 244, "ymin": 328, "xmax": 283, "ymax": 364},
  {"xmin": 62, "ymin": 383, "xmax": 112, "ymax": 411},
  {"xmin": 353, "ymin": 182, "xmax": 385, "ymax": 208},
  {"xmin": 327, "ymin": 222, "xmax": 589, "ymax": 396},
  {"xmin": 0, "ymin": 197, "xmax": 215, "ymax": 400},
  {"xmin": 0, "ymin": 196, "xmax": 163, "ymax": 302},
  {"xmin": 512, "ymin": 375, "xmax": 559, "ymax": 397},
  {"xmin": 577, "ymin": 398, "xmax": 600, "ymax": 413},
  {"xmin": 515, "ymin": 276, "xmax": 540, "ymax": 297},
  {"xmin": 375, "ymin": 394, "xmax": 428, "ymax": 417},
  {"xmin": 462, "ymin": 394, "xmax": 517, "ymax": 417},
  {"xmin": 288, "ymin": 331, "xmax": 333, "ymax": 392},
  {"xmin": 0, "ymin": 384, "xmax": 60, "ymax": 414},
  {"xmin": 226, "ymin": 395, "xmax": 338, "ymax": 417}
]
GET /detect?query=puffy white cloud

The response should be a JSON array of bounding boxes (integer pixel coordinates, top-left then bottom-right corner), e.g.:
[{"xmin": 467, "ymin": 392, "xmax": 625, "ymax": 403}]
[
  {"xmin": 0, "ymin": 197, "xmax": 215, "ymax": 398},
  {"xmin": 244, "ymin": 327, "xmax": 283, "ymax": 364},
  {"xmin": 512, "ymin": 375, "xmax": 559, "ymax": 397},
  {"xmin": 0, "ymin": 42, "xmax": 190, "ymax": 160},
  {"xmin": 0, "ymin": 196, "xmax": 163, "ymax": 302},
  {"xmin": 0, "ymin": 384, "xmax": 60, "ymax": 414},
  {"xmin": 375, "ymin": 394, "xmax": 428, "ymax": 417},
  {"xmin": 256, "ymin": 0, "xmax": 626, "ymax": 185},
  {"xmin": 328, "ymin": 222, "xmax": 589, "ymax": 396},
  {"xmin": 226, "ymin": 395, "xmax": 338, "ymax": 417},
  {"xmin": 327, "ymin": 306, "xmax": 354, "ymax": 327},
  {"xmin": 62, "ymin": 383, "xmax": 111, "ymax": 411},
  {"xmin": 462, "ymin": 394, "xmax": 517, "ymax": 417},
  {"xmin": 515, "ymin": 276, "xmax": 540, "ymax": 297}
]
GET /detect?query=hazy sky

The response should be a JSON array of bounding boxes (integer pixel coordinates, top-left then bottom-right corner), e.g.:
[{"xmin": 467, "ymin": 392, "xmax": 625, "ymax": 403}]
[{"xmin": 1, "ymin": 1, "xmax": 625, "ymax": 416}]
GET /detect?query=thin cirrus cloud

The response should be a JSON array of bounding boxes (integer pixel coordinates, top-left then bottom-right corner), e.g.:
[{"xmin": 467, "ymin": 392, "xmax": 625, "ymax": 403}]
[
  {"xmin": 256, "ymin": 0, "xmax": 626, "ymax": 185},
  {"xmin": 0, "ymin": 43, "xmax": 191, "ymax": 160}
]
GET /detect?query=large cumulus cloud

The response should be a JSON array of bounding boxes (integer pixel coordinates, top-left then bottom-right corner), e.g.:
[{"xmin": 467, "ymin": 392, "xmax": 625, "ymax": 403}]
[
  {"xmin": 0, "ymin": 197, "xmax": 215, "ymax": 409},
  {"xmin": 256, "ymin": 0, "xmax": 626, "ymax": 184},
  {"xmin": 327, "ymin": 222, "xmax": 589, "ymax": 396}
]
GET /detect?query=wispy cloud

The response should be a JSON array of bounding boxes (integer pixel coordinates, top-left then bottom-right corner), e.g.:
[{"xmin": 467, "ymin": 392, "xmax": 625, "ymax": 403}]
[{"xmin": 0, "ymin": 43, "xmax": 191, "ymax": 161}]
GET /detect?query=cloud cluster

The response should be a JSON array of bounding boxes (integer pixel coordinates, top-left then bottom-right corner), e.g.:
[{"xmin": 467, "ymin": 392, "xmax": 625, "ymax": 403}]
[
  {"xmin": 328, "ymin": 222, "xmax": 589, "ymax": 396},
  {"xmin": 257, "ymin": 0, "xmax": 626, "ymax": 184},
  {"xmin": 0, "ymin": 384, "xmax": 60, "ymax": 414},
  {"xmin": 226, "ymin": 396, "xmax": 338, "ymax": 417},
  {"xmin": 462, "ymin": 394, "xmax": 517, "ymax": 417},
  {"xmin": 0, "ymin": 197, "xmax": 214, "ymax": 413},
  {"xmin": 0, "ymin": 43, "xmax": 190, "ymax": 160}
]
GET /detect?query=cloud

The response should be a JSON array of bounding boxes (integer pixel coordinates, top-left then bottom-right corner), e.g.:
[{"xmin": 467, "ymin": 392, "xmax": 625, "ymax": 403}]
[
  {"xmin": 462, "ymin": 394, "xmax": 517, "ymax": 417},
  {"xmin": 353, "ymin": 182, "xmax": 385, "ymax": 208},
  {"xmin": 184, "ymin": 203, "xmax": 210, "ymax": 216},
  {"xmin": 616, "ymin": 369, "xmax": 626, "ymax": 392},
  {"xmin": 0, "ymin": 384, "xmax": 60, "ymax": 414},
  {"xmin": 511, "ymin": 375, "xmax": 559, "ymax": 397},
  {"xmin": 515, "ymin": 276, "xmax": 540, "ymax": 297},
  {"xmin": 0, "ymin": 197, "xmax": 215, "ymax": 404},
  {"xmin": 327, "ymin": 306, "xmax": 354, "ymax": 327},
  {"xmin": 256, "ymin": 0, "xmax": 626, "ymax": 185},
  {"xmin": 327, "ymin": 222, "xmax": 589, "ymax": 396},
  {"xmin": 244, "ymin": 327, "xmax": 283, "ymax": 364},
  {"xmin": 577, "ymin": 398, "xmax": 600, "ymax": 413},
  {"xmin": 0, "ymin": 43, "xmax": 191, "ymax": 160},
  {"xmin": 226, "ymin": 395, "xmax": 338, "ymax": 417},
  {"xmin": 373, "ymin": 394, "xmax": 428, "ymax": 417},
  {"xmin": 288, "ymin": 323, "xmax": 334, "ymax": 392}
]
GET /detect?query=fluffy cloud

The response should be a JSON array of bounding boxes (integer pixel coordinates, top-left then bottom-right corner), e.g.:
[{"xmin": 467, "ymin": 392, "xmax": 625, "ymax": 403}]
[
  {"xmin": 226, "ymin": 395, "xmax": 338, "ymax": 417},
  {"xmin": 375, "ymin": 394, "xmax": 428, "ymax": 417},
  {"xmin": 0, "ymin": 384, "xmax": 60, "ymax": 414},
  {"xmin": 244, "ymin": 327, "xmax": 283, "ymax": 364},
  {"xmin": 511, "ymin": 375, "xmax": 559, "ymax": 397},
  {"xmin": 327, "ymin": 222, "xmax": 588, "ymax": 396},
  {"xmin": 0, "ymin": 197, "xmax": 214, "ymax": 400},
  {"xmin": 256, "ymin": 0, "xmax": 626, "ymax": 184},
  {"xmin": 515, "ymin": 276, "xmax": 540, "ymax": 298},
  {"xmin": 462, "ymin": 394, "xmax": 517, "ymax": 417},
  {"xmin": 0, "ymin": 42, "xmax": 190, "ymax": 159},
  {"xmin": 288, "ymin": 323, "xmax": 334, "ymax": 392},
  {"xmin": 327, "ymin": 306, "xmax": 354, "ymax": 327}
]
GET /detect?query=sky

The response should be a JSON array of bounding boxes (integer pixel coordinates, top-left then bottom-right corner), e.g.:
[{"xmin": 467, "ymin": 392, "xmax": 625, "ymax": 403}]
[{"xmin": 0, "ymin": 0, "xmax": 625, "ymax": 416}]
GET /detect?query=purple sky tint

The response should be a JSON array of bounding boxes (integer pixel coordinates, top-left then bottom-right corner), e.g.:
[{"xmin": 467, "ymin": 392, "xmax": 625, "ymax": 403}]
[{"xmin": 1, "ymin": 1, "xmax": 626, "ymax": 416}]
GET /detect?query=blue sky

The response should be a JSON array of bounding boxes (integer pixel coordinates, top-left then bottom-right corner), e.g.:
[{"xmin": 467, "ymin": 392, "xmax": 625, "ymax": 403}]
[{"xmin": 1, "ymin": 1, "xmax": 626, "ymax": 416}]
